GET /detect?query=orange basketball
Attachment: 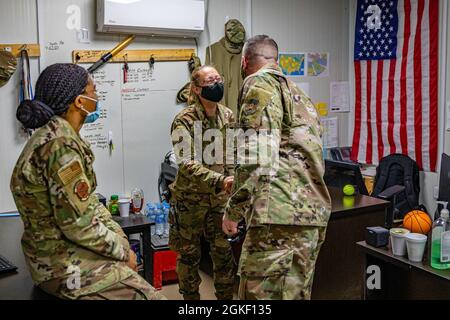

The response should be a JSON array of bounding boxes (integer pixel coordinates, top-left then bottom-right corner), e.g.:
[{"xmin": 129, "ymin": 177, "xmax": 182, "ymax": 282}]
[{"xmin": 403, "ymin": 210, "xmax": 432, "ymax": 234}]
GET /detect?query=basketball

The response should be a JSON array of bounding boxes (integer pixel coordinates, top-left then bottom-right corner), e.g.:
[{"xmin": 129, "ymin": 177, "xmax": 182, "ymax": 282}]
[
  {"xmin": 403, "ymin": 210, "xmax": 432, "ymax": 234},
  {"xmin": 343, "ymin": 184, "xmax": 355, "ymax": 196}
]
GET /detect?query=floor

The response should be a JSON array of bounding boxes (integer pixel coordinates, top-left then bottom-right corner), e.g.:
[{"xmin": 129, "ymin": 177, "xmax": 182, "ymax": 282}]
[{"xmin": 159, "ymin": 271, "xmax": 239, "ymax": 300}]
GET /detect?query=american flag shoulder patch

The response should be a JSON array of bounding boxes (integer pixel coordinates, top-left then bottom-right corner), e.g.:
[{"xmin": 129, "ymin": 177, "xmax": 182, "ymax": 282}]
[{"xmin": 58, "ymin": 160, "xmax": 83, "ymax": 186}]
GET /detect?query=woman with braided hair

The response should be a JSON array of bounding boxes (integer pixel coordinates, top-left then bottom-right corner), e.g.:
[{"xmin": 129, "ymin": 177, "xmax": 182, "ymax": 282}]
[{"xmin": 10, "ymin": 63, "xmax": 165, "ymax": 300}]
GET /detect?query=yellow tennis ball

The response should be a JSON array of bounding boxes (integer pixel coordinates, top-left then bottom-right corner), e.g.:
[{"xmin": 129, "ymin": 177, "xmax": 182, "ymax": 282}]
[{"xmin": 343, "ymin": 184, "xmax": 355, "ymax": 196}]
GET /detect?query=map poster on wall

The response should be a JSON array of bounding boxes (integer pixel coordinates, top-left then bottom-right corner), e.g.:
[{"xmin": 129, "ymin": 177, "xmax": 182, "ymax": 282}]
[
  {"xmin": 279, "ymin": 53, "xmax": 306, "ymax": 77},
  {"xmin": 307, "ymin": 52, "xmax": 329, "ymax": 77}
]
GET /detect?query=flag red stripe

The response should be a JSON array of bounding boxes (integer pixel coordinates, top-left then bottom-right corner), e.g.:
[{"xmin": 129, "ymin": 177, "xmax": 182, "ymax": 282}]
[
  {"xmin": 351, "ymin": 61, "xmax": 362, "ymax": 162},
  {"xmin": 366, "ymin": 60, "xmax": 373, "ymax": 164},
  {"xmin": 388, "ymin": 59, "xmax": 397, "ymax": 155},
  {"xmin": 400, "ymin": 0, "xmax": 411, "ymax": 156},
  {"xmin": 376, "ymin": 60, "xmax": 384, "ymax": 159},
  {"xmin": 429, "ymin": 0, "xmax": 439, "ymax": 172},
  {"xmin": 413, "ymin": 0, "xmax": 425, "ymax": 170}
]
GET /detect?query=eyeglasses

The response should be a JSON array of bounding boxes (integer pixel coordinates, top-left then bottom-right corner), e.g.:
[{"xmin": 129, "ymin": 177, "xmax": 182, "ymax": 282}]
[{"xmin": 198, "ymin": 76, "xmax": 223, "ymax": 87}]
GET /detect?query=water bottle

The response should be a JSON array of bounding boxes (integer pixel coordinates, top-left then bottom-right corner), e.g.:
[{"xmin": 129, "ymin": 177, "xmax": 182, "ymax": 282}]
[
  {"xmin": 163, "ymin": 201, "xmax": 170, "ymax": 237},
  {"xmin": 145, "ymin": 202, "xmax": 156, "ymax": 235},
  {"xmin": 155, "ymin": 203, "xmax": 165, "ymax": 237}
]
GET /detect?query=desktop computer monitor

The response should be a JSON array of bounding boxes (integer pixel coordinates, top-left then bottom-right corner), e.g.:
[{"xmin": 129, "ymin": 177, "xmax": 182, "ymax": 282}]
[
  {"xmin": 324, "ymin": 159, "xmax": 369, "ymax": 196},
  {"xmin": 438, "ymin": 153, "xmax": 450, "ymax": 203}
]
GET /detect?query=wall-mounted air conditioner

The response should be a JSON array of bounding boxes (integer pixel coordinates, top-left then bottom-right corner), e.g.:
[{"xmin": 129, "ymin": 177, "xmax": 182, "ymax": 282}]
[{"xmin": 97, "ymin": 0, "xmax": 205, "ymax": 38}]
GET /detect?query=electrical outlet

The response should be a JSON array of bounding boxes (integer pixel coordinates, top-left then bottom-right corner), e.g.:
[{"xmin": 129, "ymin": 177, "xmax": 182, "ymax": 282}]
[{"xmin": 434, "ymin": 186, "xmax": 439, "ymax": 200}]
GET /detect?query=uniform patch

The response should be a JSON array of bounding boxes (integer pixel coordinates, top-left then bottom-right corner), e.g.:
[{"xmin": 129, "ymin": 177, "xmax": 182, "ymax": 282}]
[
  {"xmin": 74, "ymin": 180, "xmax": 90, "ymax": 201},
  {"xmin": 243, "ymin": 99, "xmax": 259, "ymax": 116},
  {"xmin": 58, "ymin": 160, "xmax": 83, "ymax": 186}
]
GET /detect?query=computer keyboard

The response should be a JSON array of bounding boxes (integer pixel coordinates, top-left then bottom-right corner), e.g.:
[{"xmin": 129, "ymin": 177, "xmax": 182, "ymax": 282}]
[{"xmin": 0, "ymin": 255, "xmax": 18, "ymax": 275}]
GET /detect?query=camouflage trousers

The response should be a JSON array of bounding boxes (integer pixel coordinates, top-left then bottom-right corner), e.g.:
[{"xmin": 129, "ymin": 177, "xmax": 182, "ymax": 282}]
[
  {"xmin": 238, "ymin": 225, "xmax": 327, "ymax": 300},
  {"xmin": 39, "ymin": 270, "xmax": 166, "ymax": 300},
  {"xmin": 169, "ymin": 200, "xmax": 235, "ymax": 300}
]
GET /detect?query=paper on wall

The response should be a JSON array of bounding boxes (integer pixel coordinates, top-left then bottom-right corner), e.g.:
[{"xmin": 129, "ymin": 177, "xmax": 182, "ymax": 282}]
[
  {"xmin": 316, "ymin": 102, "xmax": 329, "ymax": 117},
  {"xmin": 330, "ymin": 81, "xmax": 350, "ymax": 113},
  {"xmin": 321, "ymin": 117, "xmax": 339, "ymax": 148}
]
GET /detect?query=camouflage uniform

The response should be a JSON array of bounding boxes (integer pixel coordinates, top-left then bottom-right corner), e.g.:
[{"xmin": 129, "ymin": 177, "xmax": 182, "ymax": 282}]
[
  {"xmin": 10, "ymin": 116, "xmax": 165, "ymax": 300},
  {"xmin": 169, "ymin": 102, "xmax": 235, "ymax": 300},
  {"xmin": 224, "ymin": 63, "xmax": 332, "ymax": 300}
]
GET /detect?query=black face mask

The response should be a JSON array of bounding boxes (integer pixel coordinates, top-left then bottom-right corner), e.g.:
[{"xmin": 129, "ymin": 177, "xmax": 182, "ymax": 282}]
[{"xmin": 201, "ymin": 82, "xmax": 224, "ymax": 103}]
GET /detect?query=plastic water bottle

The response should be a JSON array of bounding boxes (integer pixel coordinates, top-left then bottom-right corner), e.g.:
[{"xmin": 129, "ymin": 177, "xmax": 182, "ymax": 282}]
[
  {"xmin": 163, "ymin": 201, "xmax": 170, "ymax": 237},
  {"xmin": 155, "ymin": 203, "xmax": 165, "ymax": 237},
  {"xmin": 145, "ymin": 202, "xmax": 156, "ymax": 236}
]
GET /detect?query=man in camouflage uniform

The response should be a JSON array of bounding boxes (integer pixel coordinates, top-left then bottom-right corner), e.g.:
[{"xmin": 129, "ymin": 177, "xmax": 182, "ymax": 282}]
[
  {"xmin": 10, "ymin": 63, "xmax": 165, "ymax": 300},
  {"xmin": 169, "ymin": 65, "xmax": 236, "ymax": 300},
  {"xmin": 223, "ymin": 35, "xmax": 332, "ymax": 300}
]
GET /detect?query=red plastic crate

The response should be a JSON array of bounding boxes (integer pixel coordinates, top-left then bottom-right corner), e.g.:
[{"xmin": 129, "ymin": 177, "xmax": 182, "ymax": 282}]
[{"xmin": 153, "ymin": 249, "xmax": 178, "ymax": 290}]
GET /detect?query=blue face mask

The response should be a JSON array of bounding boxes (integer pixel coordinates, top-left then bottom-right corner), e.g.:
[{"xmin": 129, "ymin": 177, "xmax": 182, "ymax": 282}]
[{"xmin": 79, "ymin": 95, "xmax": 102, "ymax": 124}]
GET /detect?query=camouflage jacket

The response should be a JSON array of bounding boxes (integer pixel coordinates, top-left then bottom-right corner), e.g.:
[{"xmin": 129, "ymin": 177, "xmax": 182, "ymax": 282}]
[
  {"xmin": 170, "ymin": 101, "xmax": 235, "ymax": 207},
  {"xmin": 10, "ymin": 116, "xmax": 134, "ymax": 297},
  {"xmin": 224, "ymin": 63, "xmax": 332, "ymax": 227}
]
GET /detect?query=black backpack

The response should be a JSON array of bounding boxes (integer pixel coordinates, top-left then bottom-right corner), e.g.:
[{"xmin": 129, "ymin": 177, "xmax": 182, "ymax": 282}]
[
  {"xmin": 372, "ymin": 154, "xmax": 422, "ymax": 219},
  {"xmin": 158, "ymin": 151, "xmax": 179, "ymax": 203}
]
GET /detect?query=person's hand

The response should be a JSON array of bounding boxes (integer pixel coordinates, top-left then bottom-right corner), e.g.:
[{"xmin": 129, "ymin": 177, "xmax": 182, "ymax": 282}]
[
  {"xmin": 223, "ymin": 176, "xmax": 234, "ymax": 194},
  {"xmin": 127, "ymin": 250, "xmax": 138, "ymax": 272},
  {"xmin": 222, "ymin": 217, "xmax": 239, "ymax": 236}
]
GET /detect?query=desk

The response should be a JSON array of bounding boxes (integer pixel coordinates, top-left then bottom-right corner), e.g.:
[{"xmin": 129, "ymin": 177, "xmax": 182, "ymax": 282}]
[
  {"xmin": 358, "ymin": 241, "xmax": 450, "ymax": 300},
  {"xmin": 112, "ymin": 215, "xmax": 153, "ymax": 283},
  {"xmin": 311, "ymin": 187, "xmax": 390, "ymax": 299},
  {"xmin": 199, "ymin": 186, "xmax": 390, "ymax": 300},
  {"xmin": 0, "ymin": 214, "xmax": 153, "ymax": 300}
]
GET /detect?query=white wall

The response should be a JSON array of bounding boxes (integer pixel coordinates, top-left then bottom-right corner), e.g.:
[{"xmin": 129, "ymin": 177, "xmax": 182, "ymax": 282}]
[
  {"xmin": 0, "ymin": 0, "xmax": 40, "ymax": 213},
  {"xmin": 252, "ymin": 0, "xmax": 351, "ymax": 146}
]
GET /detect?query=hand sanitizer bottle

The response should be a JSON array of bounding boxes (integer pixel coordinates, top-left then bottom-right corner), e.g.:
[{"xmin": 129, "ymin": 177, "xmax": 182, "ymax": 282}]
[{"xmin": 431, "ymin": 208, "xmax": 450, "ymax": 269}]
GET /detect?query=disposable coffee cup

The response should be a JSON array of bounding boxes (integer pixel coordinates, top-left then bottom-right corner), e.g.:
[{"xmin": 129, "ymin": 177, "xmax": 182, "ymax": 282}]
[
  {"xmin": 119, "ymin": 199, "xmax": 130, "ymax": 218},
  {"xmin": 406, "ymin": 233, "xmax": 427, "ymax": 262},
  {"xmin": 390, "ymin": 228, "xmax": 410, "ymax": 256}
]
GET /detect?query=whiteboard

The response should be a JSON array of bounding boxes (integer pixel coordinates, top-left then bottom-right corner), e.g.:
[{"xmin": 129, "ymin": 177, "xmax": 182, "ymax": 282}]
[{"xmin": 80, "ymin": 62, "xmax": 187, "ymax": 203}]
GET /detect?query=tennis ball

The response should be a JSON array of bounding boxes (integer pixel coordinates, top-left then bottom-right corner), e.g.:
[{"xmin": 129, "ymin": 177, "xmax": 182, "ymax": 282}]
[{"xmin": 343, "ymin": 184, "xmax": 355, "ymax": 196}]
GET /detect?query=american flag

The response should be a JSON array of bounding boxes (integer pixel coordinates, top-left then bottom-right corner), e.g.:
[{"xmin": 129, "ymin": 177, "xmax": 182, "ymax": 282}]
[{"xmin": 351, "ymin": 0, "xmax": 439, "ymax": 172}]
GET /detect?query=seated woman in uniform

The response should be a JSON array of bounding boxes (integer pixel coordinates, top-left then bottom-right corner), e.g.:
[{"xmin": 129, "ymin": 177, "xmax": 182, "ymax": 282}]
[{"xmin": 10, "ymin": 63, "xmax": 165, "ymax": 300}]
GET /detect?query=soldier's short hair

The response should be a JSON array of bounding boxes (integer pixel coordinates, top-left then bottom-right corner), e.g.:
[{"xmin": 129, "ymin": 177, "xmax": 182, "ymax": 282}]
[{"xmin": 243, "ymin": 35, "xmax": 279, "ymax": 64}]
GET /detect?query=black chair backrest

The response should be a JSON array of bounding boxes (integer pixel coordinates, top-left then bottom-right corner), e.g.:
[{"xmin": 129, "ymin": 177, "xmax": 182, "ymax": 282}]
[
  {"xmin": 158, "ymin": 151, "xmax": 179, "ymax": 203},
  {"xmin": 372, "ymin": 154, "xmax": 420, "ymax": 217}
]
